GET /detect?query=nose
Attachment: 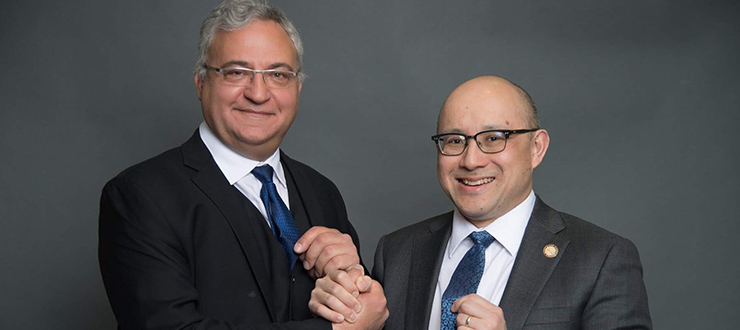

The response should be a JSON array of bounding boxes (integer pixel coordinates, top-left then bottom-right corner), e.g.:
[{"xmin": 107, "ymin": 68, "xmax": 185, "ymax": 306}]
[
  {"xmin": 460, "ymin": 140, "xmax": 488, "ymax": 170},
  {"xmin": 242, "ymin": 72, "xmax": 271, "ymax": 104}
]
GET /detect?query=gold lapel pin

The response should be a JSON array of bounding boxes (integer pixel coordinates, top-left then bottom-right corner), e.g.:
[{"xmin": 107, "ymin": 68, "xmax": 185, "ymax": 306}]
[{"xmin": 543, "ymin": 244, "xmax": 558, "ymax": 258}]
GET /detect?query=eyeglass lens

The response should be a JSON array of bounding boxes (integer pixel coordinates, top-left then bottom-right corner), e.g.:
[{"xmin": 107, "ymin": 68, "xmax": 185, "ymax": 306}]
[
  {"xmin": 218, "ymin": 68, "xmax": 295, "ymax": 88},
  {"xmin": 438, "ymin": 131, "xmax": 507, "ymax": 155}
]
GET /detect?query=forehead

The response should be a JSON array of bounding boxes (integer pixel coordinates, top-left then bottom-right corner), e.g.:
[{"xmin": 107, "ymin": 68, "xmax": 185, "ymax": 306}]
[
  {"xmin": 439, "ymin": 83, "xmax": 529, "ymax": 133},
  {"xmin": 208, "ymin": 20, "xmax": 298, "ymax": 68}
]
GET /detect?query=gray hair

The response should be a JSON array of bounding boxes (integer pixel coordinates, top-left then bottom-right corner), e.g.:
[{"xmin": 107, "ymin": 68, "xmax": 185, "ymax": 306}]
[{"xmin": 194, "ymin": 0, "xmax": 306, "ymax": 82}]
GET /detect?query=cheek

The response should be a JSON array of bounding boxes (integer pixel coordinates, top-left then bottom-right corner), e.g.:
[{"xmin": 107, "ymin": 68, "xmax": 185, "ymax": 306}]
[
  {"xmin": 214, "ymin": 88, "xmax": 241, "ymax": 106},
  {"xmin": 274, "ymin": 89, "xmax": 300, "ymax": 109},
  {"xmin": 437, "ymin": 158, "xmax": 458, "ymax": 183}
]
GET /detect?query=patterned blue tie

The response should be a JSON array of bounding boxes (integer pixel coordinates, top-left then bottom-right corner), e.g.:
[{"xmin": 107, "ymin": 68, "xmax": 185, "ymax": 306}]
[
  {"xmin": 252, "ymin": 165, "xmax": 300, "ymax": 270},
  {"xmin": 440, "ymin": 231, "xmax": 495, "ymax": 330}
]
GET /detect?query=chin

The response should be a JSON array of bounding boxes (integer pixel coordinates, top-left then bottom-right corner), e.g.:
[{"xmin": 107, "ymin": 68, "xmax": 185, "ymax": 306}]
[{"xmin": 457, "ymin": 205, "xmax": 493, "ymax": 221}]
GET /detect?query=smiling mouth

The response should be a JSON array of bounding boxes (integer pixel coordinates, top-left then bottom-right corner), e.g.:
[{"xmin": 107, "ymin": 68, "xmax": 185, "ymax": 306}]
[
  {"xmin": 236, "ymin": 108, "xmax": 273, "ymax": 116},
  {"xmin": 458, "ymin": 177, "xmax": 494, "ymax": 186},
  {"xmin": 238, "ymin": 108, "xmax": 265, "ymax": 113}
]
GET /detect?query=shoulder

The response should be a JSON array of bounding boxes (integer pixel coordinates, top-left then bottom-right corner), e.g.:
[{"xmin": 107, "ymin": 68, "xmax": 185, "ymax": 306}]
[
  {"xmin": 378, "ymin": 212, "xmax": 452, "ymax": 249},
  {"xmin": 560, "ymin": 212, "xmax": 623, "ymax": 239},
  {"xmin": 536, "ymin": 203, "xmax": 651, "ymax": 327},
  {"xmin": 561, "ymin": 211, "xmax": 635, "ymax": 246},
  {"xmin": 281, "ymin": 152, "xmax": 341, "ymax": 195},
  {"xmin": 534, "ymin": 197, "xmax": 633, "ymax": 247},
  {"xmin": 104, "ymin": 145, "xmax": 188, "ymax": 192},
  {"xmin": 98, "ymin": 145, "xmax": 196, "ymax": 235},
  {"xmin": 548, "ymin": 207, "xmax": 642, "ymax": 265}
]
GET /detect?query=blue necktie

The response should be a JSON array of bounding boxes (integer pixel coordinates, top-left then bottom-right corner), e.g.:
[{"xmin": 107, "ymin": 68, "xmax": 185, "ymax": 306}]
[
  {"xmin": 440, "ymin": 231, "xmax": 495, "ymax": 330},
  {"xmin": 252, "ymin": 165, "xmax": 300, "ymax": 270}
]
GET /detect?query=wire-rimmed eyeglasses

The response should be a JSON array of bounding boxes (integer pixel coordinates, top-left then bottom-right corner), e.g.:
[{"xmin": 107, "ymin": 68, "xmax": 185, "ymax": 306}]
[{"xmin": 204, "ymin": 64, "xmax": 299, "ymax": 88}]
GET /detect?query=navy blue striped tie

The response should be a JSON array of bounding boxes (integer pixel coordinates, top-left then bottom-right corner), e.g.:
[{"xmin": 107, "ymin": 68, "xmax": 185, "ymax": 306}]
[
  {"xmin": 252, "ymin": 165, "xmax": 300, "ymax": 270},
  {"xmin": 440, "ymin": 231, "xmax": 495, "ymax": 330}
]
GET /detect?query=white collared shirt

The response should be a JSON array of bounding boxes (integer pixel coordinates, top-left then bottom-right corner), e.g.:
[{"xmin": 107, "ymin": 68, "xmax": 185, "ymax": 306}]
[
  {"xmin": 427, "ymin": 190, "xmax": 536, "ymax": 330},
  {"xmin": 198, "ymin": 122, "xmax": 290, "ymax": 225}
]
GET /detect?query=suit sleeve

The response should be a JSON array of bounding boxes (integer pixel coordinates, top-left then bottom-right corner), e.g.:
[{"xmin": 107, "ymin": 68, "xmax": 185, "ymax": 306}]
[
  {"xmin": 319, "ymin": 177, "xmax": 367, "ymax": 273},
  {"xmin": 371, "ymin": 236, "xmax": 386, "ymax": 285},
  {"xmin": 582, "ymin": 237, "xmax": 652, "ymax": 330},
  {"xmin": 98, "ymin": 177, "xmax": 330, "ymax": 330}
]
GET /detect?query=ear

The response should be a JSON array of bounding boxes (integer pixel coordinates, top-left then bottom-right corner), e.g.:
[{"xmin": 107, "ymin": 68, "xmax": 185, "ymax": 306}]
[
  {"xmin": 530, "ymin": 129, "xmax": 550, "ymax": 170},
  {"xmin": 194, "ymin": 74, "xmax": 204, "ymax": 101}
]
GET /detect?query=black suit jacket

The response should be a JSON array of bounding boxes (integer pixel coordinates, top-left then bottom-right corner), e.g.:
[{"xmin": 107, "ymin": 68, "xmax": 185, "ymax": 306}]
[
  {"xmin": 373, "ymin": 197, "xmax": 652, "ymax": 330},
  {"xmin": 99, "ymin": 131, "xmax": 360, "ymax": 330}
]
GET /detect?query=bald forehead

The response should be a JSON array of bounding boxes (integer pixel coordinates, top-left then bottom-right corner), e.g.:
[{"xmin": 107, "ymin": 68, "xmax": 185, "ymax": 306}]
[{"xmin": 438, "ymin": 76, "xmax": 532, "ymax": 131}]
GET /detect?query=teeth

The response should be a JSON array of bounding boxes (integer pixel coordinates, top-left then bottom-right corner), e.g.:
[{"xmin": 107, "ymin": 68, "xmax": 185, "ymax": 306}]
[{"xmin": 461, "ymin": 178, "xmax": 494, "ymax": 186}]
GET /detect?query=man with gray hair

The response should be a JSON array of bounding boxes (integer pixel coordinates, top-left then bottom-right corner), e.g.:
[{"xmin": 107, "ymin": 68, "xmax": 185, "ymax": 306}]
[{"xmin": 98, "ymin": 0, "xmax": 387, "ymax": 329}]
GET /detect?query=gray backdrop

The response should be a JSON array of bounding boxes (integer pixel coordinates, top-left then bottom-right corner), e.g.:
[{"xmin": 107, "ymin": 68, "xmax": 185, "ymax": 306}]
[{"xmin": 1, "ymin": 0, "xmax": 738, "ymax": 328}]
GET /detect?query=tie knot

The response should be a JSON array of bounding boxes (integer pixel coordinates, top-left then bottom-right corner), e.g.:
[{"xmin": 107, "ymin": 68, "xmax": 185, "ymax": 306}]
[
  {"xmin": 469, "ymin": 231, "xmax": 495, "ymax": 248},
  {"xmin": 252, "ymin": 165, "xmax": 274, "ymax": 184}
]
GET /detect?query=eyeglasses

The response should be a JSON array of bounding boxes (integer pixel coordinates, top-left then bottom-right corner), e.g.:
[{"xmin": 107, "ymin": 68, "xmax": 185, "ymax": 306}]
[
  {"xmin": 204, "ymin": 64, "xmax": 299, "ymax": 88},
  {"xmin": 431, "ymin": 129, "xmax": 539, "ymax": 156}
]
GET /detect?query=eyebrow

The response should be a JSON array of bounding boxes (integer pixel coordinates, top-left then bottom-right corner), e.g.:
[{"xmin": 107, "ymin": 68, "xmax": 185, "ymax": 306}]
[
  {"xmin": 220, "ymin": 60, "xmax": 296, "ymax": 71},
  {"xmin": 440, "ymin": 125, "xmax": 509, "ymax": 134},
  {"xmin": 481, "ymin": 125, "xmax": 509, "ymax": 130}
]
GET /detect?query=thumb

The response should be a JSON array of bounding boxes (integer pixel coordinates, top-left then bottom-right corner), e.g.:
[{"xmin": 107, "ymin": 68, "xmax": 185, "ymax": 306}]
[{"xmin": 355, "ymin": 275, "xmax": 373, "ymax": 293}]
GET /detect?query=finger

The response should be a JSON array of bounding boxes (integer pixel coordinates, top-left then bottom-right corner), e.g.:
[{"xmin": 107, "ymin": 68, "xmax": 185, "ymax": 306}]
[
  {"xmin": 320, "ymin": 272, "xmax": 363, "ymax": 311},
  {"xmin": 346, "ymin": 263, "xmax": 365, "ymax": 276},
  {"xmin": 356, "ymin": 280, "xmax": 388, "ymax": 317},
  {"xmin": 302, "ymin": 231, "xmax": 351, "ymax": 272},
  {"xmin": 301, "ymin": 230, "xmax": 342, "ymax": 270},
  {"xmin": 310, "ymin": 285, "xmax": 358, "ymax": 323},
  {"xmin": 329, "ymin": 268, "xmax": 362, "ymax": 300},
  {"xmin": 453, "ymin": 295, "xmax": 505, "ymax": 328},
  {"xmin": 456, "ymin": 313, "xmax": 474, "ymax": 328},
  {"xmin": 308, "ymin": 300, "xmax": 345, "ymax": 324},
  {"xmin": 366, "ymin": 280, "xmax": 387, "ymax": 299},
  {"xmin": 318, "ymin": 252, "xmax": 360, "ymax": 278},
  {"xmin": 455, "ymin": 300, "xmax": 491, "ymax": 319},
  {"xmin": 294, "ymin": 226, "xmax": 334, "ymax": 254},
  {"xmin": 451, "ymin": 293, "xmax": 488, "ymax": 313},
  {"xmin": 355, "ymin": 275, "xmax": 373, "ymax": 293},
  {"xmin": 457, "ymin": 309, "xmax": 505, "ymax": 330},
  {"xmin": 335, "ymin": 265, "xmax": 366, "ymax": 296}
]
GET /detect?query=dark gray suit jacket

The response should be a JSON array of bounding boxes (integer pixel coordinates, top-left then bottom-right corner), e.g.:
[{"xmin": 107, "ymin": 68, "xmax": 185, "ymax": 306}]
[{"xmin": 373, "ymin": 197, "xmax": 651, "ymax": 329}]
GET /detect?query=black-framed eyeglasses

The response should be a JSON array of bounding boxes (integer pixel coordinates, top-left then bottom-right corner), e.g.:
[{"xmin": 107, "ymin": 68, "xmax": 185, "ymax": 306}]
[
  {"xmin": 431, "ymin": 128, "xmax": 539, "ymax": 156},
  {"xmin": 204, "ymin": 64, "xmax": 299, "ymax": 88}
]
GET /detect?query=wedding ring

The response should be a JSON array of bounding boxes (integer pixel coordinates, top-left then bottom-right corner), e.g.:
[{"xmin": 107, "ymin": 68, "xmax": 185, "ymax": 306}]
[{"xmin": 465, "ymin": 315, "xmax": 472, "ymax": 326}]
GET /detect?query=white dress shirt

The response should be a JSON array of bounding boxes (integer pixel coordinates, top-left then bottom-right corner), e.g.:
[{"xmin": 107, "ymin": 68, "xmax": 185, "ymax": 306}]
[
  {"xmin": 199, "ymin": 122, "xmax": 290, "ymax": 226},
  {"xmin": 427, "ymin": 190, "xmax": 536, "ymax": 330}
]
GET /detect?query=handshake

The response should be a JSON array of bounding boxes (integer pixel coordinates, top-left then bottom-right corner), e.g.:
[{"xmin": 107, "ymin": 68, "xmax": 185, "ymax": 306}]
[
  {"xmin": 300, "ymin": 226, "xmax": 508, "ymax": 330},
  {"xmin": 309, "ymin": 265, "xmax": 389, "ymax": 330}
]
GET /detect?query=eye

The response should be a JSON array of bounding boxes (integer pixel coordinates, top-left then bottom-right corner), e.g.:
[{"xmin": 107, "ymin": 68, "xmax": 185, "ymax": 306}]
[
  {"xmin": 445, "ymin": 136, "xmax": 464, "ymax": 144},
  {"xmin": 478, "ymin": 131, "xmax": 504, "ymax": 143},
  {"xmin": 267, "ymin": 71, "xmax": 291, "ymax": 82},
  {"xmin": 223, "ymin": 69, "xmax": 245, "ymax": 78}
]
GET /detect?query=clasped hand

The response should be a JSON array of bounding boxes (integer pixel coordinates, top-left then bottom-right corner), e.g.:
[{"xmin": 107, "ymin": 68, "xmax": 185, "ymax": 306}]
[
  {"xmin": 294, "ymin": 226, "xmax": 388, "ymax": 329},
  {"xmin": 309, "ymin": 266, "xmax": 388, "ymax": 330},
  {"xmin": 294, "ymin": 226, "xmax": 360, "ymax": 279}
]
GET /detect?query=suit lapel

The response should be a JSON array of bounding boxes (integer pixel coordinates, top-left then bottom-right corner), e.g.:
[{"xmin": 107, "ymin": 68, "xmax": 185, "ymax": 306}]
[
  {"xmin": 181, "ymin": 131, "xmax": 277, "ymax": 322},
  {"xmin": 499, "ymin": 196, "xmax": 569, "ymax": 329},
  {"xmin": 280, "ymin": 152, "xmax": 326, "ymax": 228},
  {"xmin": 406, "ymin": 212, "xmax": 452, "ymax": 329}
]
